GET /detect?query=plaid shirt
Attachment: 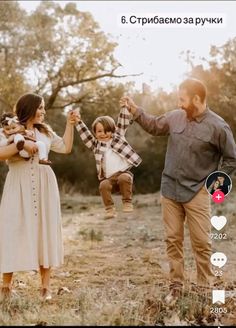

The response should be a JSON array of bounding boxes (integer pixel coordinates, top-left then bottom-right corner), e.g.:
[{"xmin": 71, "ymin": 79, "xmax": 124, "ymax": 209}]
[{"xmin": 76, "ymin": 107, "xmax": 142, "ymax": 180}]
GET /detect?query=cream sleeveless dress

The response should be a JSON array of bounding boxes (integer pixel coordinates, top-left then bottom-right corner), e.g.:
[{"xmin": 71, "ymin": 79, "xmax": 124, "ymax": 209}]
[{"xmin": 0, "ymin": 128, "xmax": 66, "ymax": 273}]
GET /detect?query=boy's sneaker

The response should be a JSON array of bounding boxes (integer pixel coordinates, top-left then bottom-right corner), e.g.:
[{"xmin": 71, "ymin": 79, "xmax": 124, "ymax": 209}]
[
  {"xmin": 122, "ymin": 202, "xmax": 134, "ymax": 213},
  {"xmin": 105, "ymin": 207, "xmax": 117, "ymax": 219}
]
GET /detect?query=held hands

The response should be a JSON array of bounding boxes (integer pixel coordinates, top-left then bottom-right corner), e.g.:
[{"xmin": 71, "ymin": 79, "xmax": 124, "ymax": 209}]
[
  {"xmin": 119, "ymin": 96, "xmax": 138, "ymax": 115},
  {"xmin": 67, "ymin": 108, "xmax": 81, "ymax": 125}
]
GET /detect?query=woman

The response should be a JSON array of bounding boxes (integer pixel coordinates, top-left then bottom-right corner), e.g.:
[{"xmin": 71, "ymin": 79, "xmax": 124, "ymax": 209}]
[
  {"xmin": 0, "ymin": 93, "xmax": 76, "ymax": 301},
  {"xmin": 208, "ymin": 179, "xmax": 221, "ymax": 195}
]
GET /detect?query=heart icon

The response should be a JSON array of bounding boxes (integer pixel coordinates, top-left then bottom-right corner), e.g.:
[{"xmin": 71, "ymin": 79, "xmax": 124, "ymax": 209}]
[{"xmin": 211, "ymin": 216, "xmax": 227, "ymax": 230}]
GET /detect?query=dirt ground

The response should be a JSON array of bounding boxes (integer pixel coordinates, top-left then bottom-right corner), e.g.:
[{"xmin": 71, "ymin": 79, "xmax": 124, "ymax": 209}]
[{"xmin": 0, "ymin": 191, "xmax": 236, "ymax": 325}]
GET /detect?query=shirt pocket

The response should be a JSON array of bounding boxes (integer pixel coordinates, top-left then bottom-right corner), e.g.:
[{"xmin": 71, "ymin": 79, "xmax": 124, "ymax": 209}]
[
  {"xmin": 193, "ymin": 130, "xmax": 211, "ymax": 143},
  {"xmin": 191, "ymin": 130, "xmax": 212, "ymax": 153}
]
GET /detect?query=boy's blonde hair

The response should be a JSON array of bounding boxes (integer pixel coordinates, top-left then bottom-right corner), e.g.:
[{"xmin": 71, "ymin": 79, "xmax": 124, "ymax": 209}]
[{"xmin": 92, "ymin": 116, "xmax": 116, "ymax": 135}]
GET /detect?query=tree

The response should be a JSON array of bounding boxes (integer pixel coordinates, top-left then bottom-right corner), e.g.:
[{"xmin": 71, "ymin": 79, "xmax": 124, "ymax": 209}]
[
  {"xmin": 20, "ymin": 1, "xmax": 132, "ymax": 111},
  {"xmin": 182, "ymin": 38, "xmax": 236, "ymax": 136},
  {"xmin": 0, "ymin": 1, "xmax": 135, "ymax": 194},
  {"xmin": 0, "ymin": 1, "xmax": 29, "ymax": 112},
  {"xmin": 0, "ymin": 1, "xmax": 136, "ymax": 114}
]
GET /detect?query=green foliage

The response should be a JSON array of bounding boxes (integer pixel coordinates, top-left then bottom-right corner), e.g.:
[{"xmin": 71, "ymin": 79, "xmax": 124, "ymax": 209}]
[
  {"xmin": 78, "ymin": 228, "xmax": 104, "ymax": 242},
  {"xmin": 133, "ymin": 136, "xmax": 168, "ymax": 193},
  {"xmin": 0, "ymin": 2, "xmax": 29, "ymax": 111},
  {"xmin": 0, "ymin": 1, "xmax": 235, "ymax": 195},
  {"xmin": 183, "ymin": 38, "xmax": 236, "ymax": 137}
]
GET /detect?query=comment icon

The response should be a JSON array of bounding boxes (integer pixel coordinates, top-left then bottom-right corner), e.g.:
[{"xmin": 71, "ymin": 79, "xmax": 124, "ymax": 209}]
[{"xmin": 210, "ymin": 252, "xmax": 227, "ymax": 268}]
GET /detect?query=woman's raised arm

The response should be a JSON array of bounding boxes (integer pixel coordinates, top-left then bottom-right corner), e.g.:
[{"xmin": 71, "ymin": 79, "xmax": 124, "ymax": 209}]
[{"xmin": 61, "ymin": 111, "xmax": 77, "ymax": 154}]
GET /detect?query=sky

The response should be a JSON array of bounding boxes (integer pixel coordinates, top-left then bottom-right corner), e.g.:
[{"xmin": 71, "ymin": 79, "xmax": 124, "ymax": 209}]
[{"xmin": 19, "ymin": 1, "xmax": 236, "ymax": 92}]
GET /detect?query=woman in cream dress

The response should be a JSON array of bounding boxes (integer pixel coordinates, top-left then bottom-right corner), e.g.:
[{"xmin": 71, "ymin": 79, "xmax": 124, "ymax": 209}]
[{"xmin": 0, "ymin": 93, "xmax": 76, "ymax": 301}]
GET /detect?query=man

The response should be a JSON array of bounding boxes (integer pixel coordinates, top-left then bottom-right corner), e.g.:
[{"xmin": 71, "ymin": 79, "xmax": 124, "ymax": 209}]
[
  {"xmin": 217, "ymin": 173, "xmax": 230, "ymax": 195},
  {"xmin": 120, "ymin": 78, "xmax": 236, "ymax": 304}
]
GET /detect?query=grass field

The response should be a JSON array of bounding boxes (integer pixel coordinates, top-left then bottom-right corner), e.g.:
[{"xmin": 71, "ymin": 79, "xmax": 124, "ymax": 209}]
[{"xmin": 0, "ymin": 190, "xmax": 236, "ymax": 326}]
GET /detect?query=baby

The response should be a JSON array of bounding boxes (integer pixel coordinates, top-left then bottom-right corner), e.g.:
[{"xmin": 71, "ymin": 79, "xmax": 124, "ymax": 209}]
[{"xmin": 0, "ymin": 112, "xmax": 51, "ymax": 165}]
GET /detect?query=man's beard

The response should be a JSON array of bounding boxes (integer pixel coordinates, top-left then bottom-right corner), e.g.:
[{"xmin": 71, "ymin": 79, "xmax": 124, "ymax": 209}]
[{"xmin": 181, "ymin": 103, "xmax": 197, "ymax": 120}]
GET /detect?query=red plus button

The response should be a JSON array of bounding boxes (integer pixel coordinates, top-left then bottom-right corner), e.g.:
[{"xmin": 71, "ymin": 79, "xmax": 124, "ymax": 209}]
[{"xmin": 212, "ymin": 190, "xmax": 225, "ymax": 203}]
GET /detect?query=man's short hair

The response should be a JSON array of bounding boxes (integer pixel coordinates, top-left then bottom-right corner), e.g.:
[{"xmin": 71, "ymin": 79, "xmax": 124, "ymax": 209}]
[{"xmin": 179, "ymin": 78, "xmax": 207, "ymax": 103}]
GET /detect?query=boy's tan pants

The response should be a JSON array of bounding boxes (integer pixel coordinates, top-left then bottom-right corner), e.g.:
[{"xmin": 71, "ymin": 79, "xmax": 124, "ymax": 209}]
[
  {"xmin": 99, "ymin": 171, "xmax": 133, "ymax": 209},
  {"xmin": 161, "ymin": 187, "xmax": 214, "ymax": 289}
]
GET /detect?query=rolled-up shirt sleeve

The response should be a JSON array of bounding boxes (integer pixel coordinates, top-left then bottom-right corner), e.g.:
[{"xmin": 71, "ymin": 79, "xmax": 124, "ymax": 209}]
[
  {"xmin": 133, "ymin": 107, "xmax": 169, "ymax": 136},
  {"xmin": 219, "ymin": 124, "xmax": 236, "ymax": 175}
]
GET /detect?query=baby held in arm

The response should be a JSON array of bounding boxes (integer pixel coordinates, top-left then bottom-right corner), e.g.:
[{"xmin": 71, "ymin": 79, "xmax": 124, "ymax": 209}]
[{"xmin": 0, "ymin": 112, "xmax": 51, "ymax": 165}]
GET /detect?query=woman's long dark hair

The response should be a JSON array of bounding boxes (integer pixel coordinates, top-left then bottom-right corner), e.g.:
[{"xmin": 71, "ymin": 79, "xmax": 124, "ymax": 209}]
[{"xmin": 14, "ymin": 93, "xmax": 51, "ymax": 136}]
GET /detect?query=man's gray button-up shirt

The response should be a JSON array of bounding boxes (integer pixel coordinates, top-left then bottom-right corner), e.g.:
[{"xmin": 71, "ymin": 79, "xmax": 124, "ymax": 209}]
[{"xmin": 134, "ymin": 107, "xmax": 236, "ymax": 202}]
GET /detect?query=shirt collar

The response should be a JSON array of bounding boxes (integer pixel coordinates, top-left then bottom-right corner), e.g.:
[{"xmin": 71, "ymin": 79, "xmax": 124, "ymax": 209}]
[{"xmin": 194, "ymin": 107, "xmax": 209, "ymax": 123}]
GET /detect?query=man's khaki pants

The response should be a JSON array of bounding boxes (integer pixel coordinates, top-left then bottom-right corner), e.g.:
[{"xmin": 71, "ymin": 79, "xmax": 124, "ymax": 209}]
[
  {"xmin": 99, "ymin": 171, "xmax": 133, "ymax": 209},
  {"xmin": 161, "ymin": 187, "xmax": 214, "ymax": 289}
]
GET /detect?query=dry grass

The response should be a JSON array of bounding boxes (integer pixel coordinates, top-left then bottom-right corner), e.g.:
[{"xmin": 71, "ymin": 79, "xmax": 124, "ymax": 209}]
[{"xmin": 0, "ymin": 190, "xmax": 236, "ymax": 325}]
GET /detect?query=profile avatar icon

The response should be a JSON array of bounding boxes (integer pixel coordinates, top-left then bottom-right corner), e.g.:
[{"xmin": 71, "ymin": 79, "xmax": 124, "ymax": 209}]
[{"xmin": 205, "ymin": 171, "xmax": 232, "ymax": 203}]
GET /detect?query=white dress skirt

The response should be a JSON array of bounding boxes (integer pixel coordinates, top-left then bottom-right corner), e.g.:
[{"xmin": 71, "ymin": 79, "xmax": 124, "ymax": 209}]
[{"xmin": 0, "ymin": 128, "xmax": 67, "ymax": 273}]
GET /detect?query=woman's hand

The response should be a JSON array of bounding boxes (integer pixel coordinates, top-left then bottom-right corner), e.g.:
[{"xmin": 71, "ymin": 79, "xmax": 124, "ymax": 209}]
[
  {"xmin": 68, "ymin": 109, "xmax": 81, "ymax": 125},
  {"xmin": 7, "ymin": 135, "xmax": 15, "ymax": 144},
  {"xmin": 23, "ymin": 140, "xmax": 38, "ymax": 156},
  {"xmin": 67, "ymin": 109, "xmax": 81, "ymax": 125},
  {"xmin": 119, "ymin": 96, "xmax": 138, "ymax": 115}
]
